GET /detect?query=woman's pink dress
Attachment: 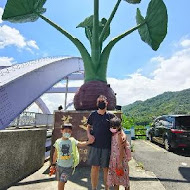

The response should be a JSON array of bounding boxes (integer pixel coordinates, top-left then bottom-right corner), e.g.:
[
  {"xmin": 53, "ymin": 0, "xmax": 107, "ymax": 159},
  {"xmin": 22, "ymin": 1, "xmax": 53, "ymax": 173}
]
[{"xmin": 107, "ymin": 132, "xmax": 131, "ymax": 188}]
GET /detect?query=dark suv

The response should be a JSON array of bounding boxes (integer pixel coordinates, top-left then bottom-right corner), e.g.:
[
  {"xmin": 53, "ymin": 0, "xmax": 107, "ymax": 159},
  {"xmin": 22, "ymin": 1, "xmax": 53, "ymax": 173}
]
[{"xmin": 148, "ymin": 115, "xmax": 190, "ymax": 151}]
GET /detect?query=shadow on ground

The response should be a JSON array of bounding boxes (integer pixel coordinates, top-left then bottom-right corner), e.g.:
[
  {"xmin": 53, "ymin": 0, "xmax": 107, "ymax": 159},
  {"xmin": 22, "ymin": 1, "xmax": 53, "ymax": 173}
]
[
  {"xmin": 178, "ymin": 167, "xmax": 190, "ymax": 182},
  {"xmin": 10, "ymin": 165, "xmax": 105, "ymax": 190},
  {"xmin": 12, "ymin": 178, "xmax": 55, "ymax": 187},
  {"xmin": 69, "ymin": 166, "xmax": 105, "ymax": 189},
  {"xmin": 43, "ymin": 165, "xmax": 105, "ymax": 189}
]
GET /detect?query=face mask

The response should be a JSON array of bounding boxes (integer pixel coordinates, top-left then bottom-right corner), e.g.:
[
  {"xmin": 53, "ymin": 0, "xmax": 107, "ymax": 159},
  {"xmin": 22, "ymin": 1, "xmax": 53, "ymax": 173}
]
[
  {"xmin": 110, "ymin": 128, "xmax": 118, "ymax": 133},
  {"xmin": 98, "ymin": 101, "xmax": 106, "ymax": 110},
  {"xmin": 62, "ymin": 133, "xmax": 71, "ymax": 138}
]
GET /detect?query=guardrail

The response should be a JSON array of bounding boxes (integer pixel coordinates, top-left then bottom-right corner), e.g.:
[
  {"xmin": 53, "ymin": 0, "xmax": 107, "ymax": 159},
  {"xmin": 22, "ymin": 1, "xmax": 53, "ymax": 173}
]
[
  {"xmin": 8, "ymin": 112, "xmax": 53, "ymax": 128},
  {"xmin": 130, "ymin": 126, "xmax": 150, "ymax": 139},
  {"xmin": 135, "ymin": 128, "xmax": 147, "ymax": 138}
]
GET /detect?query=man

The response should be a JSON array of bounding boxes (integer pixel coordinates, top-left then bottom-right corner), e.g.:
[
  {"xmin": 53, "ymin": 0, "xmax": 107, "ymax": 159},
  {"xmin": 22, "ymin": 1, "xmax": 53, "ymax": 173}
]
[{"xmin": 87, "ymin": 95, "xmax": 124, "ymax": 190}]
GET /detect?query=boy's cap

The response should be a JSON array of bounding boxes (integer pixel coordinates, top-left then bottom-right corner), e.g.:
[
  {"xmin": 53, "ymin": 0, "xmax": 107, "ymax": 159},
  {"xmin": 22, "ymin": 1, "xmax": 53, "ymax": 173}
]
[{"xmin": 61, "ymin": 123, "xmax": 73, "ymax": 129}]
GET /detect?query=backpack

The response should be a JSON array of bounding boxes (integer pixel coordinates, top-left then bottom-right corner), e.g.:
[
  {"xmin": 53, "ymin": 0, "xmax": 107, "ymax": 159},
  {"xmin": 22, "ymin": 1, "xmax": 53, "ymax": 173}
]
[{"xmin": 69, "ymin": 137, "xmax": 80, "ymax": 173}]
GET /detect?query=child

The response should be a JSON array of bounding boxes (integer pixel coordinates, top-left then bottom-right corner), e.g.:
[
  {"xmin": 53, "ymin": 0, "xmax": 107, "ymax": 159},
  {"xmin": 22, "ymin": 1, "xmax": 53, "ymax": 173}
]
[
  {"xmin": 50, "ymin": 123, "xmax": 94, "ymax": 190},
  {"xmin": 107, "ymin": 117, "xmax": 131, "ymax": 190}
]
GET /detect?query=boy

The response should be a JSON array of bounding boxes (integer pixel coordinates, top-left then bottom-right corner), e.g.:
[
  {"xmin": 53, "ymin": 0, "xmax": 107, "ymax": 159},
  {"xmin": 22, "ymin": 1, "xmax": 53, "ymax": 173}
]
[{"xmin": 50, "ymin": 123, "xmax": 94, "ymax": 190}]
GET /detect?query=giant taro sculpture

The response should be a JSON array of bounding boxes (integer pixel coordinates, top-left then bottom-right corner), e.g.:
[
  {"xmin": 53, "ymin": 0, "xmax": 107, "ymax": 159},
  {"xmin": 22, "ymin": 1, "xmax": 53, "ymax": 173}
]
[{"xmin": 2, "ymin": 0, "xmax": 168, "ymax": 110}]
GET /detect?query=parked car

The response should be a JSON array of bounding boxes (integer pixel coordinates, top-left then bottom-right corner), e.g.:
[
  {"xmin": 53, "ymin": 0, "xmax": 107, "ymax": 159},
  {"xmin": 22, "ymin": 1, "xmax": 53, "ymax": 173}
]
[{"xmin": 148, "ymin": 115, "xmax": 190, "ymax": 151}]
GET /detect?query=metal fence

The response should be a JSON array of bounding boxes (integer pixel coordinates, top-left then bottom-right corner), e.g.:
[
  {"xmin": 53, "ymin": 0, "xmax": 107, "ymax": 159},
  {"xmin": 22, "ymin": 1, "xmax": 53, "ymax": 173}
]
[
  {"xmin": 8, "ymin": 112, "xmax": 54, "ymax": 128},
  {"xmin": 130, "ymin": 126, "xmax": 150, "ymax": 139}
]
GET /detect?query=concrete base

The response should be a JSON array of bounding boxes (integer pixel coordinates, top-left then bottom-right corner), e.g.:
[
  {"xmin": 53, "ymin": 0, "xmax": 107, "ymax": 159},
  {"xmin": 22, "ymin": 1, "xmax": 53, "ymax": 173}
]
[{"xmin": 0, "ymin": 128, "xmax": 46, "ymax": 190}]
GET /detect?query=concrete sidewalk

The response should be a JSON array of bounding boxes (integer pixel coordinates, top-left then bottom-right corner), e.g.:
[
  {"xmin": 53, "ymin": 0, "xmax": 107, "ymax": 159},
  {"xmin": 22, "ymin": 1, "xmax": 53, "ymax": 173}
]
[{"xmin": 8, "ymin": 158, "xmax": 165, "ymax": 190}]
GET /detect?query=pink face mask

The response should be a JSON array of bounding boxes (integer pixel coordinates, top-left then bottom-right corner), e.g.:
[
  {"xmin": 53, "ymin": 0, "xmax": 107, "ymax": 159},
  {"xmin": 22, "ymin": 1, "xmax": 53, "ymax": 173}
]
[{"xmin": 110, "ymin": 128, "xmax": 118, "ymax": 133}]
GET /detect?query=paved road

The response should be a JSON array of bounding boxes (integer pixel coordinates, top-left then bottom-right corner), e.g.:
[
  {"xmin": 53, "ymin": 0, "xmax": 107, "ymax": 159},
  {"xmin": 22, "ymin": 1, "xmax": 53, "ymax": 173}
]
[{"xmin": 132, "ymin": 140, "xmax": 190, "ymax": 190}]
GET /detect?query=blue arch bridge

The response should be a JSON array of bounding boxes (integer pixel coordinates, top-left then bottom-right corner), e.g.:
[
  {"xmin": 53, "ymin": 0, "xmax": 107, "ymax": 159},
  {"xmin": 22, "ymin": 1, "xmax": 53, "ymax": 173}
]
[{"xmin": 0, "ymin": 56, "xmax": 84, "ymax": 129}]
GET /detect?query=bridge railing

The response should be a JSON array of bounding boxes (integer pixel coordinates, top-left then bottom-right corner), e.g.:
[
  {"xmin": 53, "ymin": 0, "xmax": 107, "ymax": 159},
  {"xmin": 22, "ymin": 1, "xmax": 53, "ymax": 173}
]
[{"xmin": 8, "ymin": 112, "xmax": 53, "ymax": 128}]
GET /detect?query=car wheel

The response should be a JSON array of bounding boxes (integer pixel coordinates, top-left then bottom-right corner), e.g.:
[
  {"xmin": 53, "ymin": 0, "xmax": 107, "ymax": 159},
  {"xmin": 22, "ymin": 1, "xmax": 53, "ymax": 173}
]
[
  {"xmin": 148, "ymin": 134, "xmax": 153, "ymax": 142},
  {"xmin": 164, "ymin": 138, "xmax": 172, "ymax": 151}
]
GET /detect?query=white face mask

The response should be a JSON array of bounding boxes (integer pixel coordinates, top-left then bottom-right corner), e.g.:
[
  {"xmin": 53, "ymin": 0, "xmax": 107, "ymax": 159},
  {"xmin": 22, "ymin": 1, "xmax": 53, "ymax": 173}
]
[
  {"xmin": 62, "ymin": 133, "xmax": 71, "ymax": 138},
  {"xmin": 110, "ymin": 128, "xmax": 118, "ymax": 133}
]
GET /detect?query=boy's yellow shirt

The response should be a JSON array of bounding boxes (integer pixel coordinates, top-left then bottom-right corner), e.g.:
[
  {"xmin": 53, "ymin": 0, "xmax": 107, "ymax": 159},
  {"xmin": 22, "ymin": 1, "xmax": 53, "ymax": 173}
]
[{"xmin": 54, "ymin": 137, "xmax": 79, "ymax": 169}]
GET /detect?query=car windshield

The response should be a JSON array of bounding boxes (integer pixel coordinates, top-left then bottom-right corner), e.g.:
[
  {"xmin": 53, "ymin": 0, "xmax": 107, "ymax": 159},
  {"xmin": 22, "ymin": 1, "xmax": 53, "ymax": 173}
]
[{"xmin": 175, "ymin": 116, "xmax": 190, "ymax": 130}]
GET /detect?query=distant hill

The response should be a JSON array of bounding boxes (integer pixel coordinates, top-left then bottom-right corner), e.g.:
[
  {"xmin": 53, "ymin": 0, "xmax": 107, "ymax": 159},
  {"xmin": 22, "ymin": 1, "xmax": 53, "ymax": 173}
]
[{"xmin": 122, "ymin": 88, "xmax": 190, "ymax": 126}]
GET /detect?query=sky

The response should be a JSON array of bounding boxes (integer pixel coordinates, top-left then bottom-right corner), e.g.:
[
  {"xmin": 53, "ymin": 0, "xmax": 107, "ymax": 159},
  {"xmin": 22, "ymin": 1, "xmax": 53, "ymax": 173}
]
[{"xmin": 1, "ymin": 0, "xmax": 190, "ymax": 113}]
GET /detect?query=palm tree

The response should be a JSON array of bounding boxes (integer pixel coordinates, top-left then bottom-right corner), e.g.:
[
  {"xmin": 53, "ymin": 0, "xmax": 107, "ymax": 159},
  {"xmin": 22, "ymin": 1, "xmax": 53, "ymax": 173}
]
[{"xmin": 2, "ymin": 0, "xmax": 168, "ymax": 110}]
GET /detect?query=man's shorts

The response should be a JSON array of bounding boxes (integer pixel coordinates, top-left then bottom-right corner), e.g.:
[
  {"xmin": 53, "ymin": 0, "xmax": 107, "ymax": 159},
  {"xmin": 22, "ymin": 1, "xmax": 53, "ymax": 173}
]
[
  {"xmin": 87, "ymin": 146, "xmax": 111, "ymax": 168},
  {"xmin": 56, "ymin": 165, "xmax": 73, "ymax": 183}
]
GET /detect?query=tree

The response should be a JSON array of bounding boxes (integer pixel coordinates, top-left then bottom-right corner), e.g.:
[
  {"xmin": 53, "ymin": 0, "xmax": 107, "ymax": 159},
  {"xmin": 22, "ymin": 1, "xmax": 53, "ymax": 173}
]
[{"xmin": 2, "ymin": 0, "xmax": 168, "ymax": 110}]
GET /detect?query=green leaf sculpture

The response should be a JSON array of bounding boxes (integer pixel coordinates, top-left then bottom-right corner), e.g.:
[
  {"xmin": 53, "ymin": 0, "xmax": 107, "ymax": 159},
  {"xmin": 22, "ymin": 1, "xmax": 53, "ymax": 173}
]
[
  {"xmin": 136, "ymin": 0, "xmax": 168, "ymax": 50},
  {"xmin": 77, "ymin": 16, "xmax": 110, "ymax": 45},
  {"xmin": 2, "ymin": 0, "xmax": 168, "ymax": 83},
  {"xmin": 124, "ymin": 0, "xmax": 141, "ymax": 4},
  {"xmin": 2, "ymin": 0, "xmax": 46, "ymax": 23}
]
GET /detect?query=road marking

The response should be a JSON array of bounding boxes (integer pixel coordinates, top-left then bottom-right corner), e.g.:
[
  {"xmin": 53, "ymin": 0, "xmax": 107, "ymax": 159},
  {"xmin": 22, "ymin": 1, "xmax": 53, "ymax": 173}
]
[{"xmin": 142, "ymin": 140, "xmax": 164, "ymax": 151}]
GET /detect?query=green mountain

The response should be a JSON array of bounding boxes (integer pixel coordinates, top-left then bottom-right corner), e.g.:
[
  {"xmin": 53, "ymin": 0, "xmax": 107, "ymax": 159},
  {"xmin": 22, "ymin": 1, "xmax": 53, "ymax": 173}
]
[{"xmin": 122, "ymin": 88, "xmax": 190, "ymax": 126}]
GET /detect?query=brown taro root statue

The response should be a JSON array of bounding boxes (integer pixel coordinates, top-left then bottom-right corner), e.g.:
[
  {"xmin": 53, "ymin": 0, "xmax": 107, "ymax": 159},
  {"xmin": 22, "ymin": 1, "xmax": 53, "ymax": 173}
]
[{"xmin": 2, "ymin": 0, "xmax": 168, "ymax": 110}]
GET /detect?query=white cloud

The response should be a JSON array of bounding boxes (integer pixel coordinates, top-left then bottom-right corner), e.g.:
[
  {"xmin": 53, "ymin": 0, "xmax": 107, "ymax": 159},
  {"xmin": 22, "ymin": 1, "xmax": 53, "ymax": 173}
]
[
  {"xmin": 26, "ymin": 103, "xmax": 43, "ymax": 113},
  {"xmin": 0, "ymin": 57, "xmax": 15, "ymax": 66},
  {"xmin": 39, "ymin": 80, "xmax": 83, "ymax": 112},
  {"xmin": 110, "ymin": 39, "xmax": 190, "ymax": 106},
  {"xmin": 0, "ymin": 25, "xmax": 39, "ymax": 50},
  {"xmin": 180, "ymin": 39, "xmax": 190, "ymax": 48},
  {"xmin": 108, "ymin": 75, "xmax": 159, "ymax": 106},
  {"xmin": 29, "ymin": 38, "xmax": 190, "ymax": 113},
  {"xmin": 28, "ymin": 93, "xmax": 75, "ymax": 113},
  {"xmin": 27, "ymin": 40, "xmax": 39, "ymax": 50},
  {"xmin": 0, "ymin": 7, "xmax": 3, "ymax": 23},
  {"xmin": 0, "ymin": 7, "xmax": 39, "ymax": 52},
  {"xmin": 28, "ymin": 80, "xmax": 83, "ymax": 113},
  {"xmin": 42, "ymin": 93, "xmax": 75, "ymax": 111},
  {"xmin": 150, "ymin": 56, "xmax": 164, "ymax": 64}
]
